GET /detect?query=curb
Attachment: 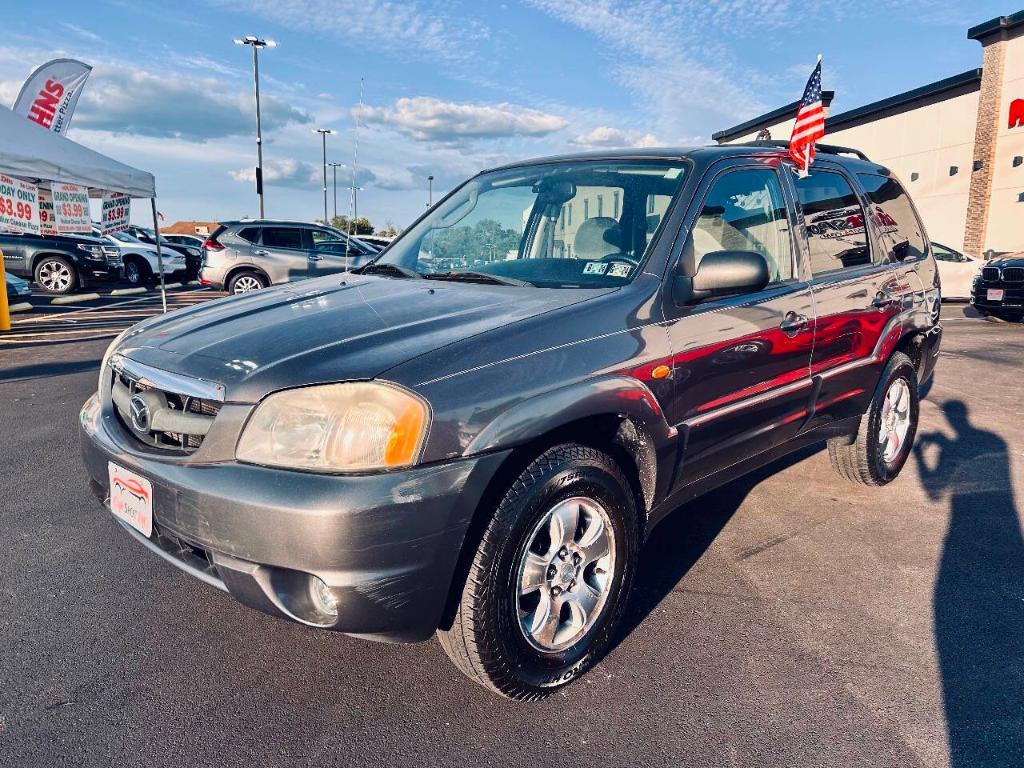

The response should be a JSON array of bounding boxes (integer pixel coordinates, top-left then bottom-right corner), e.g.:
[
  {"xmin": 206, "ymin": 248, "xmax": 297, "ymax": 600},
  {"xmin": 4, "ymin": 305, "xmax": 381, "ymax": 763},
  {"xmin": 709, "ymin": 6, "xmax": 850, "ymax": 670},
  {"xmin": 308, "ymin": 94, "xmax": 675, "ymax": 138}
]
[
  {"xmin": 110, "ymin": 287, "xmax": 148, "ymax": 296},
  {"xmin": 162, "ymin": 282, "xmax": 182, "ymax": 289},
  {"xmin": 52, "ymin": 292, "xmax": 100, "ymax": 305},
  {"xmin": 8, "ymin": 302, "xmax": 33, "ymax": 314},
  {"xmin": 187, "ymin": 280, "xmax": 202, "ymax": 286}
]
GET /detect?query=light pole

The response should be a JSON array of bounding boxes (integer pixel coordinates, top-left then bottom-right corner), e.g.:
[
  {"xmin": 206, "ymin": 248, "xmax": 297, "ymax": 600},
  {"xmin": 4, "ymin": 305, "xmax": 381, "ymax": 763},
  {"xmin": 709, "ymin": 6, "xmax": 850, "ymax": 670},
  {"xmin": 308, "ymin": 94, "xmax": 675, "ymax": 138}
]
[
  {"xmin": 328, "ymin": 162, "xmax": 345, "ymax": 222},
  {"xmin": 313, "ymin": 128, "xmax": 333, "ymax": 223},
  {"xmin": 347, "ymin": 186, "xmax": 363, "ymax": 232},
  {"xmin": 427, "ymin": 174, "xmax": 434, "ymax": 208},
  {"xmin": 234, "ymin": 35, "xmax": 276, "ymax": 219}
]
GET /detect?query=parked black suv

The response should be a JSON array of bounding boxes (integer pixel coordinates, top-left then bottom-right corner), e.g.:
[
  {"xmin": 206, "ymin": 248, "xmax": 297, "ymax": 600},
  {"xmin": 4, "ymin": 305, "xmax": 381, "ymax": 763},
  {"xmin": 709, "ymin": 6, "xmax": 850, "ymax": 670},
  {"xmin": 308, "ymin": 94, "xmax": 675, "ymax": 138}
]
[
  {"xmin": 0, "ymin": 231, "xmax": 122, "ymax": 294},
  {"xmin": 972, "ymin": 254, "xmax": 1024, "ymax": 321},
  {"xmin": 80, "ymin": 144, "xmax": 941, "ymax": 699}
]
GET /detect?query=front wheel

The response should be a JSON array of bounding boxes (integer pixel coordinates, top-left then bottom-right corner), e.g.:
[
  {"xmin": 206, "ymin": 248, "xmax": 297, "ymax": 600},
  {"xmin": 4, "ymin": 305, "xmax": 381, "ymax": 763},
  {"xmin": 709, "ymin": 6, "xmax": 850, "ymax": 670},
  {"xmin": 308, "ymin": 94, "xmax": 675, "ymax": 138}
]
[
  {"xmin": 438, "ymin": 444, "xmax": 640, "ymax": 700},
  {"xmin": 34, "ymin": 256, "xmax": 78, "ymax": 295},
  {"xmin": 828, "ymin": 351, "xmax": 919, "ymax": 485}
]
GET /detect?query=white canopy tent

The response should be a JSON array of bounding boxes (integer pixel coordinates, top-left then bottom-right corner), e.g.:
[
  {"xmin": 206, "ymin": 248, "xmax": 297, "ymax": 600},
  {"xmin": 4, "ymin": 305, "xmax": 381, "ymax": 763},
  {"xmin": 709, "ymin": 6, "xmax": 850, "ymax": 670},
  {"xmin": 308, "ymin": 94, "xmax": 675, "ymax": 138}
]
[{"xmin": 0, "ymin": 104, "xmax": 170, "ymax": 312}]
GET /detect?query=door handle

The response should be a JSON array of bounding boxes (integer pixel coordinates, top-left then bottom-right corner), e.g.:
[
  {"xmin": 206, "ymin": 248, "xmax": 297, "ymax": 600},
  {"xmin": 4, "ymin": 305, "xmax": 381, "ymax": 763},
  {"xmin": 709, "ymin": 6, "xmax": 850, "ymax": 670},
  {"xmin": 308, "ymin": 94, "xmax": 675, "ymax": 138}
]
[
  {"xmin": 309, "ymin": 255, "xmax": 323, "ymax": 262},
  {"xmin": 253, "ymin": 249, "xmax": 268, "ymax": 256},
  {"xmin": 779, "ymin": 312, "xmax": 808, "ymax": 337},
  {"xmin": 871, "ymin": 292, "xmax": 896, "ymax": 309}
]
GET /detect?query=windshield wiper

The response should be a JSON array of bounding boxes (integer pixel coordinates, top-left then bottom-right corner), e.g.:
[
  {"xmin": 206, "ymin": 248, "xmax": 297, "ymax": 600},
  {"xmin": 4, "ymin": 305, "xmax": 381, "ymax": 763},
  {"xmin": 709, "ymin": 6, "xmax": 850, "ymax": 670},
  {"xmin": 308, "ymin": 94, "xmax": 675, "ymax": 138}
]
[
  {"xmin": 424, "ymin": 271, "xmax": 531, "ymax": 287},
  {"xmin": 356, "ymin": 262, "xmax": 423, "ymax": 279}
]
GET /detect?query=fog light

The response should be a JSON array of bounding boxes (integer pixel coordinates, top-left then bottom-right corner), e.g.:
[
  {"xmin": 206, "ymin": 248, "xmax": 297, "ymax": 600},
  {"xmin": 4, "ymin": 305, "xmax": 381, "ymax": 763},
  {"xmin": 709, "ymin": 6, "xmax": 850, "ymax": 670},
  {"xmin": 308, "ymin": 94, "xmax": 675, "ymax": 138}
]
[{"xmin": 310, "ymin": 576, "xmax": 338, "ymax": 617}]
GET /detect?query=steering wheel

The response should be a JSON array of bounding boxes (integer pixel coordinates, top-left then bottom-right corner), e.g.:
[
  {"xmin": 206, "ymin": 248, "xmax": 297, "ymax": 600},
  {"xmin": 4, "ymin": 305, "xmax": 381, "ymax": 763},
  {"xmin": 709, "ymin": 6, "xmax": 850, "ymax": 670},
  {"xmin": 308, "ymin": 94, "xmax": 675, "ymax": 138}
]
[{"xmin": 599, "ymin": 252, "xmax": 640, "ymax": 266}]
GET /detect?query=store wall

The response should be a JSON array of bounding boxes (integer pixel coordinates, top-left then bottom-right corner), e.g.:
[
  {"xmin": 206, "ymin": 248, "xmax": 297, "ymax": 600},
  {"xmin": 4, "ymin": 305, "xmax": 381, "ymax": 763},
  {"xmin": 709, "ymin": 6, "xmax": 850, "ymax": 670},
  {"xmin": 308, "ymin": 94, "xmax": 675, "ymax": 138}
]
[{"xmin": 987, "ymin": 30, "xmax": 1024, "ymax": 253}]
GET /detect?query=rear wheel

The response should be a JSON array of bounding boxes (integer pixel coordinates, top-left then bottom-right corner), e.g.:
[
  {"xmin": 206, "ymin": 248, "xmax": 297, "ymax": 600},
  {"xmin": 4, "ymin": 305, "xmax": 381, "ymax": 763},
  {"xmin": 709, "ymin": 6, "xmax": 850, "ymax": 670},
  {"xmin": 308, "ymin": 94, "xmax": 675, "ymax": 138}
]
[
  {"xmin": 828, "ymin": 351, "xmax": 919, "ymax": 486},
  {"xmin": 438, "ymin": 444, "xmax": 639, "ymax": 700},
  {"xmin": 34, "ymin": 256, "xmax": 78, "ymax": 295},
  {"xmin": 123, "ymin": 256, "xmax": 152, "ymax": 285},
  {"xmin": 228, "ymin": 270, "xmax": 267, "ymax": 294}
]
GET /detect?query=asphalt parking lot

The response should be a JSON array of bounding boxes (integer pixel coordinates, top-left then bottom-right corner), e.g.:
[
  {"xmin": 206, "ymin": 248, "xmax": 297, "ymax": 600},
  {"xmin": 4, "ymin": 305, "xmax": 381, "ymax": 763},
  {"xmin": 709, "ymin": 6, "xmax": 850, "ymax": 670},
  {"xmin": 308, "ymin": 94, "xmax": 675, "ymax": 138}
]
[{"xmin": 0, "ymin": 307, "xmax": 1021, "ymax": 768}]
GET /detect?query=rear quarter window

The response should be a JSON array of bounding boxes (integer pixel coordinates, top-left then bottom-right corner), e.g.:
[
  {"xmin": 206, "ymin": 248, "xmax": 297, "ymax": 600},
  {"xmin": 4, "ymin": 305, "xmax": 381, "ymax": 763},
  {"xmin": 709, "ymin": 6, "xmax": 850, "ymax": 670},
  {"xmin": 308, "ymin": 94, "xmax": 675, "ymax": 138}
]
[
  {"xmin": 794, "ymin": 170, "xmax": 872, "ymax": 275},
  {"xmin": 857, "ymin": 173, "xmax": 928, "ymax": 262},
  {"xmin": 236, "ymin": 227, "xmax": 259, "ymax": 244}
]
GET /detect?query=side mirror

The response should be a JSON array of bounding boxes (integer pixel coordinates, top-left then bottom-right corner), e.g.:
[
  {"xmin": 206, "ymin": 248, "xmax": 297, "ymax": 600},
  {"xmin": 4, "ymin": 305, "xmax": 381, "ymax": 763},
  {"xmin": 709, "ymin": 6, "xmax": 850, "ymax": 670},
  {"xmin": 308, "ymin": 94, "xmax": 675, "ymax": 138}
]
[{"xmin": 673, "ymin": 250, "xmax": 770, "ymax": 305}]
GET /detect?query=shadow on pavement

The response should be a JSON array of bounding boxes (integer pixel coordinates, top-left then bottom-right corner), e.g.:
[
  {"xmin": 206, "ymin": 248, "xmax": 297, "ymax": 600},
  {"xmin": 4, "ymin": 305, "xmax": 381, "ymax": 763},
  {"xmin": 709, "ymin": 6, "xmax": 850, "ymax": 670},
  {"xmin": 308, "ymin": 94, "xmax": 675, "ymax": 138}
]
[
  {"xmin": 615, "ymin": 445, "xmax": 821, "ymax": 646},
  {"xmin": 0, "ymin": 358, "xmax": 100, "ymax": 382},
  {"xmin": 914, "ymin": 401, "xmax": 1024, "ymax": 767}
]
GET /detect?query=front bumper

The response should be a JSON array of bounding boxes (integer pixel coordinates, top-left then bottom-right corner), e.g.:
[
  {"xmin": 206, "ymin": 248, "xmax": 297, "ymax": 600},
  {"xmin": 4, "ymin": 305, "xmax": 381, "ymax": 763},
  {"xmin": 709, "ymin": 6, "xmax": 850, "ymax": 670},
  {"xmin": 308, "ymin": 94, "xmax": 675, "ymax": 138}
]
[{"xmin": 79, "ymin": 394, "xmax": 509, "ymax": 642}]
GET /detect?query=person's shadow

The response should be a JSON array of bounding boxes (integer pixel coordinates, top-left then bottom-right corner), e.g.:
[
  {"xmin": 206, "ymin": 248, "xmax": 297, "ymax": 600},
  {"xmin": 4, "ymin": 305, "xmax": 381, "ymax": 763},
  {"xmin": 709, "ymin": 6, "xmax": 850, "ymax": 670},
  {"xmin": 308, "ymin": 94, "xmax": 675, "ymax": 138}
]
[{"xmin": 914, "ymin": 401, "xmax": 1024, "ymax": 767}]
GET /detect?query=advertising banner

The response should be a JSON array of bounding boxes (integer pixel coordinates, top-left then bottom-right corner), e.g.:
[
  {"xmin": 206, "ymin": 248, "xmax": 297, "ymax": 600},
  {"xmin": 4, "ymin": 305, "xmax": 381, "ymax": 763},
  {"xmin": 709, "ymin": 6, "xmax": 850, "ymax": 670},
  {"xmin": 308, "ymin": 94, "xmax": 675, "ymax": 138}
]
[
  {"xmin": 13, "ymin": 59, "xmax": 92, "ymax": 135},
  {"xmin": 0, "ymin": 174, "xmax": 40, "ymax": 235},
  {"xmin": 101, "ymin": 192, "xmax": 130, "ymax": 235},
  {"xmin": 38, "ymin": 188, "xmax": 57, "ymax": 235},
  {"xmin": 52, "ymin": 183, "xmax": 91, "ymax": 233}
]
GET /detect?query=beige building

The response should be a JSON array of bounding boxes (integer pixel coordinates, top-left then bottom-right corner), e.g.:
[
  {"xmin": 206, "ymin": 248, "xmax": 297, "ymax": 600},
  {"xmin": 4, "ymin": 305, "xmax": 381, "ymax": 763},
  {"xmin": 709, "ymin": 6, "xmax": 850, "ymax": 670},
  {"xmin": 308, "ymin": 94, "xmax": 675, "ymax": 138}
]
[{"xmin": 713, "ymin": 11, "xmax": 1024, "ymax": 257}]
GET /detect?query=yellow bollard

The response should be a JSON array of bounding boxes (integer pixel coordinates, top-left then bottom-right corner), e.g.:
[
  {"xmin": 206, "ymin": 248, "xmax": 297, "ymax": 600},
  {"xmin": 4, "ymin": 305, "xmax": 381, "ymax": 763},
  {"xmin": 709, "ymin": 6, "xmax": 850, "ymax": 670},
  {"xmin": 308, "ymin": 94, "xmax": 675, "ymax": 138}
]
[{"xmin": 0, "ymin": 250, "xmax": 10, "ymax": 332}]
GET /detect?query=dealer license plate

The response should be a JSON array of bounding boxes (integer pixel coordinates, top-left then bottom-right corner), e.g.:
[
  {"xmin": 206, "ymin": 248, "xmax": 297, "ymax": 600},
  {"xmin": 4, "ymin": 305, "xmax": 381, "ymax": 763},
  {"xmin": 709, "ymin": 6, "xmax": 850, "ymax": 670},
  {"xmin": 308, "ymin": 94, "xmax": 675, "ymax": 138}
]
[
  {"xmin": 987, "ymin": 288, "xmax": 1005, "ymax": 301},
  {"xmin": 108, "ymin": 462, "xmax": 153, "ymax": 538}
]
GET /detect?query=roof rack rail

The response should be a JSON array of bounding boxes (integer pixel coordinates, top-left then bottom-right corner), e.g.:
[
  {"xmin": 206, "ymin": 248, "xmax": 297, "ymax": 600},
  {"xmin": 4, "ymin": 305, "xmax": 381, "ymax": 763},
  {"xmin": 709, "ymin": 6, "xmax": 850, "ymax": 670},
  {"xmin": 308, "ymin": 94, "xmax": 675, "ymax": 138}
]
[{"xmin": 734, "ymin": 140, "xmax": 870, "ymax": 162}]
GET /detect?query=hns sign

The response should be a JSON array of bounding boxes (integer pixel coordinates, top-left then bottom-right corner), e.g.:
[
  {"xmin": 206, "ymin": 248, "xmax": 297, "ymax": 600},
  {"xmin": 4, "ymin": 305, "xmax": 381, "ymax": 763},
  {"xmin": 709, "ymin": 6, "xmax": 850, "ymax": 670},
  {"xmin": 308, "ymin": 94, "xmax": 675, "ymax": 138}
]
[{"xmin": 12, "ymin": 59, "xmax": 92, "ymax": 135}]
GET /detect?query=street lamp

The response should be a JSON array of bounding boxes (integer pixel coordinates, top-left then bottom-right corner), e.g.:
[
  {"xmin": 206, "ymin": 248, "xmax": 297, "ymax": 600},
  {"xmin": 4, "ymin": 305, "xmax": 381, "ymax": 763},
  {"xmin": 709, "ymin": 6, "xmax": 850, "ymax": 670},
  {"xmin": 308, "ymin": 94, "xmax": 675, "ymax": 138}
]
[
  {"xmin": 346, "ymin": 186, "xmax": 364, "ymax": 234},
  {"xmin": 427, "ymin": 174, "xmax": 434, "ymax": 208},
  {"xmin": 233, "ymin": 35, "xmax": 276, "ymax": 219},
  {"xmin": 327, "ymin": 162, "xmax": 345, "ymax": 222},
  {"xmin": 313, "ymin": 129, "xmax": 334, "ymax": 223}
]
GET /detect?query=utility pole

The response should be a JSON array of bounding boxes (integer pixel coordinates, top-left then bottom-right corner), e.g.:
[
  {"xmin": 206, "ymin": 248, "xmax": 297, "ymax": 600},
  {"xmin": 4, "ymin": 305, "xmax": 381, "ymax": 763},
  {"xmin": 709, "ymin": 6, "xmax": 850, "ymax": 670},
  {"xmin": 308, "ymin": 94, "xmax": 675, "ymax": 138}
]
[
  {"xmin": 313, "ymin": 128, "xmax": 333, "ymax": 223},
  {"xmin": 328, "ymin": 162, "xmax": 345, "ymax": 222},
  {"xmin": 234, "ymin": 35, "xmax": 276, "ymax": 218}
]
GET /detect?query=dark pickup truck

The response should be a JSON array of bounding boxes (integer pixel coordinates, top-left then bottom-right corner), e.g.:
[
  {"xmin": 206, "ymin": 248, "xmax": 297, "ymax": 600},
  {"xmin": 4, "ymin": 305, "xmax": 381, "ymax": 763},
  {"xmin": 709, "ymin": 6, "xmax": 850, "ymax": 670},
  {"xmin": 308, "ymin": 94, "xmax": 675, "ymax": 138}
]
[{"xmin": 0, "ymin": 231, "xmax": 123, "ymax": 294}]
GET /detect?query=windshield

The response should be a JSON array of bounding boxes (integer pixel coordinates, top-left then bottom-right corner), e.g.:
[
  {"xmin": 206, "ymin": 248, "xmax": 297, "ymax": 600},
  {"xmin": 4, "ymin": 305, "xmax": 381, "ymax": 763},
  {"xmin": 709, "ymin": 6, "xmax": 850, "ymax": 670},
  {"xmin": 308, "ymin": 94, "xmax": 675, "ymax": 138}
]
[{"xmin": 375, "ymin": 159, "xmax": 688, "ymax": 288}]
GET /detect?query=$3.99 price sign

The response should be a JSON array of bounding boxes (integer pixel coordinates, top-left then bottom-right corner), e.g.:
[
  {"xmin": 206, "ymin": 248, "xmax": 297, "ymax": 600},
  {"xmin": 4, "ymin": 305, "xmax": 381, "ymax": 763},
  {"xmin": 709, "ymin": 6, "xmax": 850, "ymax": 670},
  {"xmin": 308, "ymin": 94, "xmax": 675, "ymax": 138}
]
[
  {"xmin": 0, "ymin": 174, "xmax": 40, "ymax": 235},
  {"xmin": 101, "ymin": 191, "xmax": 130, "ymax": 235},
  {"xmin": 52, "ymin": 183, "xmax": 91, "ymax": 233}
]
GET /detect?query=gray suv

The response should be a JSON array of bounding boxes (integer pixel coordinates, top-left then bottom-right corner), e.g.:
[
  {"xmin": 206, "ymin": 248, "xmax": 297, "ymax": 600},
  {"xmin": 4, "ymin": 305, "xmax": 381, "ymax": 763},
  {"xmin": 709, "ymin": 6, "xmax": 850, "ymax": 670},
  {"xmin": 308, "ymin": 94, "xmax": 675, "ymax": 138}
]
[
  {"xmin": 81, "ymin": 145, "xmax": 942, "ymax": 700},
  {"xmin": 200, "ymin": 220, "xmax": 378, "ymax": 294}
]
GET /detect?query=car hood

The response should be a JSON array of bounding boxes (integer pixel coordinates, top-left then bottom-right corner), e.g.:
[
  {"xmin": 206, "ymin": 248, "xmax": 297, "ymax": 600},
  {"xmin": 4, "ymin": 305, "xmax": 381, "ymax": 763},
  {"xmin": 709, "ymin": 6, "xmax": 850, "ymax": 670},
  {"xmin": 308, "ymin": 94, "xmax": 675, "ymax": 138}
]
[
  {"xmin": 118, "ymin": 274, "xmax": 596, "ymax": 402},
  {"xmin": 989, "ymin": 254, "xmax": 1024, "ymax": 268}
]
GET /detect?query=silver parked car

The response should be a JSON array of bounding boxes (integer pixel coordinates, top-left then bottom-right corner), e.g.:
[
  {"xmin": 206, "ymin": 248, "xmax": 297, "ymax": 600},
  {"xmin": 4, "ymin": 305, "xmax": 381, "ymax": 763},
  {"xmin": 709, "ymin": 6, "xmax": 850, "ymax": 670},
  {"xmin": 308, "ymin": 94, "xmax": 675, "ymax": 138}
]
[{"xmin": 200, "ymin": 220, "xmax": 379, "ymax": 294}]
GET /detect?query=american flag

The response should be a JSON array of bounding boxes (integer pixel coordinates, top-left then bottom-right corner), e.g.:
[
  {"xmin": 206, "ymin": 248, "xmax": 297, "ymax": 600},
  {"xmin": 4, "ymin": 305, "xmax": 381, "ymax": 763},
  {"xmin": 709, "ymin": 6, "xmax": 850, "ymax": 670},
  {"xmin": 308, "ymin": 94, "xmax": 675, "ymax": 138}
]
[{"xmin": 789, "ymin": 57, "xmax": 825, "ymax": 175}]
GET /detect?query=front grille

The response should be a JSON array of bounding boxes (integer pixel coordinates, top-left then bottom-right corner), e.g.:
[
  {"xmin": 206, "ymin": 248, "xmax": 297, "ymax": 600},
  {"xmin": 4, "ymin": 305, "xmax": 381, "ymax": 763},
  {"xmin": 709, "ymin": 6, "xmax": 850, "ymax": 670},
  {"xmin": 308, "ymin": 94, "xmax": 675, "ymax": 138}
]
[
  {"xmin": 103, "ymin": 246, "xmax": 123, "ymax": 267},
  {"xmin": 111, "ymin": 367, "xmax": 222, "ymax": 453},
  {"xmin": 982, "ymin": 266, "xmax": 1000, "ymax": 282},
  {"xmin": 1002, "ymin": 267, "xmax": 1024, "ymax": 282}
]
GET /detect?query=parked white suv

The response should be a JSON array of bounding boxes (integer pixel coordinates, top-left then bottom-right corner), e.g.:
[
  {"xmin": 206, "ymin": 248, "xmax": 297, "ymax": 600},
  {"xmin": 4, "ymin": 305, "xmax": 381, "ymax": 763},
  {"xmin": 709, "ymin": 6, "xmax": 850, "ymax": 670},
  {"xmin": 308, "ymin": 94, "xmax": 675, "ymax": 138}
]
[{"xmin": 93, "ymin": 228, "xmax": 187, "ymax": 285}]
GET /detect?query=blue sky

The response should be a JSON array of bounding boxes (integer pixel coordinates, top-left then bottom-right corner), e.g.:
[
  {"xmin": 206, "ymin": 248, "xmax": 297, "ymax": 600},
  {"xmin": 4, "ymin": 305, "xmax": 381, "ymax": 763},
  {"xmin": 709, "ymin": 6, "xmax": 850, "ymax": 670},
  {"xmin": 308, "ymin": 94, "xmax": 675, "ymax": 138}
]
[{"xmin": 0, "ymin": 0, "xmax": 1012, "ymax": 229}]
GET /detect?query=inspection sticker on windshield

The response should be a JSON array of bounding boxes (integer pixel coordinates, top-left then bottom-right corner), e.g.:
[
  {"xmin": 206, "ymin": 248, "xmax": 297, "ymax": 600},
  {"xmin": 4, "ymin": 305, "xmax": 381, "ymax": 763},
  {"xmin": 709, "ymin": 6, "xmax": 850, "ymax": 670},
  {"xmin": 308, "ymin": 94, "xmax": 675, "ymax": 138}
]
[
  {"xmin": 108, "ymin": 462, "xmax": 153, "ymax": 538},
  {"xmin": 607, "ymin": 263, "xmax": 632, "ymax": 278},
  {"xmin": 582, "ymin": 262, "xmax": 608, "ymax": 275}
]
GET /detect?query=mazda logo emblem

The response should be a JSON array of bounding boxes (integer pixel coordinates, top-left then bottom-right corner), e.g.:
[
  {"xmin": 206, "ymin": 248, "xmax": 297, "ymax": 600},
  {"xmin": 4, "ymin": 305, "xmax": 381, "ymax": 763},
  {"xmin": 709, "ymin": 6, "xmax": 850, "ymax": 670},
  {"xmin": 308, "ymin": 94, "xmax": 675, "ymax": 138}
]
[{"xmin": 129, "ymin": 394, "xmax": 151, "ymax": 433}]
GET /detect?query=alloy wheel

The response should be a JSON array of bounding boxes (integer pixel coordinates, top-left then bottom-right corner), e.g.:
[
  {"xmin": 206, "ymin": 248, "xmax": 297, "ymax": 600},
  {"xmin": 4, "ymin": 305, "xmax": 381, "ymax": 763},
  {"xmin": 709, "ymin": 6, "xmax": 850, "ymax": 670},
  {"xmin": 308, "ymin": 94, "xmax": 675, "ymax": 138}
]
[
  {"xmin": 232, "ymin": 275, "xmax": 263, "ymax": 293},
  {"xmin": 879, "ymin": 378, "xmax": 912, "ymax": 463},
  {"xmin": 38, "ymin": 260, "xmax": 72, "ymax": 292},
  {"xmin": 515, "ymin": 496, "xmax": 616, "ymax": 652}
]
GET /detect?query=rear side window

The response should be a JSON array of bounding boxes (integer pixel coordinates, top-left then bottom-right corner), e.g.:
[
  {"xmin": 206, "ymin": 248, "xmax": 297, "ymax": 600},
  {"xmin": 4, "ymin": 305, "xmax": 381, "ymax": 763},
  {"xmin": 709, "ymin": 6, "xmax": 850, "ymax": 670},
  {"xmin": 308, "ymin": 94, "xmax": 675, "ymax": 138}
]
[
  {"xmin": 795, "ymin": 171, "xmax": 871, "ymax": 274},
  {"xmin": 236, "ymin": 227, "xmax": 259, "ymax": 243},
  {"xmin": 857, "ymin": 174, "xmax": 927, "ymax": 262},
  {"xmin": 261, "ymin": 227, "xmax": 303, "ymax": 249}
]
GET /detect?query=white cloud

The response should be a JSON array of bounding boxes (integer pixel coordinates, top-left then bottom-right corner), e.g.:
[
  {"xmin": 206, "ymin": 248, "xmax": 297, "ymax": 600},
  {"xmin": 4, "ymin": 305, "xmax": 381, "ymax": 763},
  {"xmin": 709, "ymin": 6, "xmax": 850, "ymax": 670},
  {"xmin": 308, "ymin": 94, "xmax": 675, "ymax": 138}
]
[
  {"xmin": 70, "ymin": 66, "xmax": 312, "ymax": 140},
  {"xmin": 209, "ymin": 0, "xmax": 489, "ymax": 65},
  {"xmin": 354, "ymin": 97, "xmax": 567, "ymax": 145},
  {"xmin": 569, "ymin": 126, "xmax": 662, "ymax": 149},
  {"xmin": 230, "ymin": 158, "xmax": 320, "ymax": 188}
]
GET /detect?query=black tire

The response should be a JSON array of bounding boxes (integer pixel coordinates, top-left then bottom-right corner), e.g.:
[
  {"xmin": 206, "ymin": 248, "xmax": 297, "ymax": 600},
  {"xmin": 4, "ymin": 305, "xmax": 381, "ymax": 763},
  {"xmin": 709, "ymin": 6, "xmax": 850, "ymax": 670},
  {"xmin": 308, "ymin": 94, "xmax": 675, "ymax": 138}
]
[
  {"xmin": 123, "ymin": 256, "xmax": 152, "ymax": 285},
  {"xmin": 828, "ymin": 351, "xmax": 919, "ymax": 486},
  {"xmin": 33, "ymin": 255, "xmax": 78, "ymax": 295},
  {"xmin": 438, "ymin": 444, "xmax": 640, "ymax": 700},
  {"xmin": 227, "ymin": 270, "xmax": 267, "ymax": 294}
]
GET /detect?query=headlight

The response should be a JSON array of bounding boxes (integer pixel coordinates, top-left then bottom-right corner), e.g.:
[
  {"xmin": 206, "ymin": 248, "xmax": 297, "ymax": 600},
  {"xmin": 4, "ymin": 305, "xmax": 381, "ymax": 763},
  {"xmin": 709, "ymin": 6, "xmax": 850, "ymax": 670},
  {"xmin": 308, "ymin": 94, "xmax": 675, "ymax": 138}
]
[
  {"xmin": 236, "ymin": 382, "xmax": 430, "ymax": 472},
  {"xmin": 98, "ymin": 328, "xmax": 130, "ymax": 393},
  {"xmin": 77, "ymin": 244, "xmax": 105, "ymax": 259}
]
